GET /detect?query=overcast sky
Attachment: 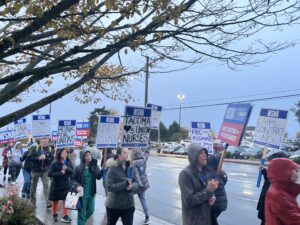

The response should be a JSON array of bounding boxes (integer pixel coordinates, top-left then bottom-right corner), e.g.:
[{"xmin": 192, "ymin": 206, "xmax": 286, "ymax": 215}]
[{"xmin": 1, "ymin": 24, "xmax": 300, "ymax": 138}]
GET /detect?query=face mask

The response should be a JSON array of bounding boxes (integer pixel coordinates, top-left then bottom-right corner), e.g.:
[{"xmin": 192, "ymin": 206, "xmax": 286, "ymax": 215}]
[{"xmin": 296, "ymin": 169, "xmax": 300, "ymax": 185}]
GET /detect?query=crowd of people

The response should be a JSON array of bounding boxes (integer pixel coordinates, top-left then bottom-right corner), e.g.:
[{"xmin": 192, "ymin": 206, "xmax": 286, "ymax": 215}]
[
  {"xmin": 0, "ymin": 138, "xmax": 151, "ymax": 225},
  {"xmin": 1, "ymin": 139, "xmax": 300, "ymax": 225}
]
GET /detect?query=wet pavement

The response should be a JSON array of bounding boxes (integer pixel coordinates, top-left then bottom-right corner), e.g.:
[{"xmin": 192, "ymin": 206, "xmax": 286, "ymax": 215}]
[{"xmin": 0, "ymin": 154, "xmax": 289, "ymax": 225}]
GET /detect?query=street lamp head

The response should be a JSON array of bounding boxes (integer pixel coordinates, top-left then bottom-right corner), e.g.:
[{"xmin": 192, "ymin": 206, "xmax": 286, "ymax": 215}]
[{"xmin": 177, "ymin": 94, "xmax": 185, "ymax": 101}]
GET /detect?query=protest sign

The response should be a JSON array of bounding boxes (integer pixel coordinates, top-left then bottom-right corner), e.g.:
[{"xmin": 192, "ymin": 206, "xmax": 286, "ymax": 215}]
[
  {"xmin": 146, "ymin": 103, "xmax": 162, "ymax": 129},
  {"xmin": 14, "ymin": 118, "xmax": 27, "ymax": 140},
  {"xmin": 0, "ymin": 130, "xmax": 14, "ymax": 144},
  {"xmin": 121, "ymin": 106, "xmax": 152, "ymax": 148},
  {"xmin": 56, "ymin": 120, "xmax": 76, "ymax": 148},
  {"xmin": 76, "ymin": 122, "xmax": 90, "ymax": 136},
  {"xmin": 218, "ymin": 103, "xmax": 252, "ymax": 146},
  {"xmin": 253, "ymin": 108, "xmax": 288, "ymax": 149},
  {"xmin": 96, "ymin": 116, "xmax": 120, "ymax": 148},
  {"xmin": 191, "ymin": 122, "xmax": 213, "ymax": 154},
  {"xmin": 51, "ymin": 131, "xmax": 57, "ymax": 141},
  {"xmin": 32, "ymin": 115, "xmax": 51, "ymax": 138}
]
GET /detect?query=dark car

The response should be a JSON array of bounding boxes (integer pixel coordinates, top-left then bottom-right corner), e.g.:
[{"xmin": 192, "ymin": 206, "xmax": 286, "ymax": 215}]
[
  {"xmin": 240, "ymin": 147, "xmax": 263, "ymax": 159},
  {"xmin": 226, "ymin": 146, "xmax": 246, "ymax": 159}
]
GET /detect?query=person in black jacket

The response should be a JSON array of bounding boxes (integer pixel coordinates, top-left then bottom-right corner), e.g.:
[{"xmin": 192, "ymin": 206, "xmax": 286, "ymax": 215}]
[
  {"xmin": 71, "ymin": 150, "xmax": 101, "ymax": 225},
  {"xmin": 29, "ymin": 138, "xmax": 54, "ymax": 208},
  {"xmin": 20, "ymin": 147, "xmax": 32, "ymax": 198},
  {"xmin": 48, "ymin": 148, "xmax": 74, "ymax": 223},
  {"xmin": 208, "ymin": 154, "xmax": 228, "ymax": 222}
]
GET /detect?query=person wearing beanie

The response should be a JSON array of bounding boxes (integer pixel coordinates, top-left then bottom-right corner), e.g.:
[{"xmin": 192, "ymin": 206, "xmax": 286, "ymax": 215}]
[{"xmin": 179, "ymin": 144, "xmax": 219, "ymax": 225}]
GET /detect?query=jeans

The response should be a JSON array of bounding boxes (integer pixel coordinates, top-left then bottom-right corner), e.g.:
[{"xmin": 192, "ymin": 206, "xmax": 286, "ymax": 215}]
[
  {"xmin": 30, "ymin": 171, "xmax": 49, "ymax": 202},
  {"xmin": 138, "ymin": 191, "xmax": 149, "ymax": 217},
  {"xmin": 21, "ymin": 169, "xmax": 31, "ymax": 196},
  {"xmin": 106, "ymin": 207, "xmax": 135, "ymax": 225}
]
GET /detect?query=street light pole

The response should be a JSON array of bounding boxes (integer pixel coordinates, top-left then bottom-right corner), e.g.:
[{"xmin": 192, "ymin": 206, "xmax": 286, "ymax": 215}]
[
  {"xmin": 144, "ymin": 56, "xmax": 149, "ymax": 107},
  {"xmin": 177, "ymin": 94, "xmax": 185, "ymax": 141}
]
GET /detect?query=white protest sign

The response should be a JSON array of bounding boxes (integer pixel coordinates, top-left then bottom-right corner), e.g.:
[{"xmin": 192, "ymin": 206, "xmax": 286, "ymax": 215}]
[
  {"xmin": 96, "ymin": 116, "xmax": 120, "ymax": 148},
  {"xmin": 14, "ymin": 118, "xmax": 27, "ymax": 140},
  {"xmin": 146, "ymin": 103, "xmax": 162, "ymax": 129},
  {"xmin": 191, "ymin": 122, "xmax": 213, "ymax": 154},
  {"xmin": 121, "ymin": 106, "xmax": 152, "ymax": 148},
  {"xmin": 56, "ymin": 120, "xmax": 76, "ymax": 148},
  {"xmin": 32, "ymin": 115, "xmax": 51, "ymax": 138},
  {"xmin": 253, "ymin": 108, "xmax": 288, "ymax": 149},
  {"xmin": 0, "ymin": 129, "xmax": 14, "ymax": 144}
]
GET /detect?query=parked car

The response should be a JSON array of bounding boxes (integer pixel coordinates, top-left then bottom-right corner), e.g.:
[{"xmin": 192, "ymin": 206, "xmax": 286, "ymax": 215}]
[
  {"xmin": 281, "ymin": 143, "xmax": 299, "ymax": 152},
  {"xmin": 266, "ymin": 149, "xmax": 290, "ymax": 160},
  {"xmin": 240, "ymin": 141, "xmax": 256, "ymax": 148},
  {"xmin": 173, "ymin": 146, "xmax": 188, "ymax": 155},
  {"xmin": 240, "ymin": 147, "xmax": 263, "ymax": 159},
  {"xmin": 180, "ymin": 140, "xmax": 190, "ymax": 147},
  {"xmin": 290, "ymin": 150, "xmax": 300, "ymax": 160},
  {"xmin": 162, "ymin": 142, "xmax": 179, "ymax": 154},
  {"xmin": 226, "ymin": 146, "xmax": 246, "ymax": 159}
]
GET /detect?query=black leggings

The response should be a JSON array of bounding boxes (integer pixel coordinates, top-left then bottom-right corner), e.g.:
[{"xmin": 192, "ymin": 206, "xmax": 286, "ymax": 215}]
[
  {"xmin": 3, "ymin": 166, "xmax": 8, "ymax": 175},
  {"xmin": 106, "ymin": 207, "xmax": 135, "ymax": 225}
]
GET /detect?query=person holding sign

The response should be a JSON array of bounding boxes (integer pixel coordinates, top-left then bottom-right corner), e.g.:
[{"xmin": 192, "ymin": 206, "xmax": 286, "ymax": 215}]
[
  {"xmin": 29, "ymin": 138, "xmax": 54, "ymax": 208},
  {"xmin": 71, "ymin": 150, "xmax": 101, "ymax": 225},
  {"xmin": 48, "ymin": 148, "xmax": 74, "ymax": 223},
  {"xmin": 105, "ymin": 148, "xmax": 139, "ymax": 225},
  {"xmin": 265, "ymin": 158, "xmax": 300, "ymax": 225},
  {"xmin": 179, "ymin": 144, "xmax": 219, "ymax": 225}
]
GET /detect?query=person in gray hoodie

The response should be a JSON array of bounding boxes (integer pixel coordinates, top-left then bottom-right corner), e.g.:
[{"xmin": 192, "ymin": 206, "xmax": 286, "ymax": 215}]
[
  {"xmin": 133, "ymin": 148, "xmax": 150, "ymax": 224},
  {"xmin": 178, "ymin": 144, "xmax": 219, "ymax": 225}
]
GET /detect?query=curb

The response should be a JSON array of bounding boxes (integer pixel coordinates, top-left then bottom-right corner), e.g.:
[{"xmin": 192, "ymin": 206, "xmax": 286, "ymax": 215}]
[{"xmin": 150, "ymin": 153, "xmax": 268, "ymax": 166}]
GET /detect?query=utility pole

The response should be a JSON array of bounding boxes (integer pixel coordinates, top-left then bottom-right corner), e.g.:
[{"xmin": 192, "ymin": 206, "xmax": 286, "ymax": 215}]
[{"xmin": 144, "ymin": 56, "xmax": 149, "ymax": 107}]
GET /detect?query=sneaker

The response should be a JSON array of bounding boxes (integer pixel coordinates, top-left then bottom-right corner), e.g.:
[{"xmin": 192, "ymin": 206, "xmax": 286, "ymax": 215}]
[
  {"xmin": 53, "ymin": 214, "xmax": 58, "ymax": 222},
  {"xmin": 21, "ymin": 193, "xmax": 26, "ymax": 199},
  {"xmin": 61, "ymin": 215, "xmax": 72, "ymax": 223},
  {"xmin": 27, "ymin": 194, "xmax": 31, "ymax": 199},
  {"xmin": 3, "ymin": 176, "xmax": 6, "ymax": 181},
  {"xmin": 143, "ymin": 216, "xmax": 150, "ymax": 224},
  {"xmin": 46, "ymin": 201, "xmax": 52, "ymax": 208}
]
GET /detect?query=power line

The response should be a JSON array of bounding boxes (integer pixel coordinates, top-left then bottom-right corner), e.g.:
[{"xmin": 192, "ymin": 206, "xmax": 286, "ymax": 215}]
[
  {"xmin": 163, "ymin": 92, "xmax": 300, "ymax": 111},
  {"xmin": 165, "ymin": 88, "xmax": 300, "ymax": 107}
]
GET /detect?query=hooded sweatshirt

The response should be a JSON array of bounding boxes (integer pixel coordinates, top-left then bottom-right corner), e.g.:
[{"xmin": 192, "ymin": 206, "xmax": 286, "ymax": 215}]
[
  {"xmin": 265, "ymin": 158, "xmax": 300, "ymax": 225},
  {"xmin": 71, "ymin": 150, "xmax": 101, "ymax": 196},
  {"xmin": 8, "ymin": 142, "xmax": 24, "ymax": 166},
  {"xmin": 178, "ymin": 144, "xmax": 213, "ymax": 225}
]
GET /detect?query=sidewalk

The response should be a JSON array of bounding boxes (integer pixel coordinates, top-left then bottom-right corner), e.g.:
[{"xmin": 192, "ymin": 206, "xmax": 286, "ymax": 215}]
[
  {"xmin": 151, "ymin": 152, "xmax": 268, "ymax": 166},
  {"xmin": 0, "ymin": 179, "xmax": 173, "ymax": 225}
]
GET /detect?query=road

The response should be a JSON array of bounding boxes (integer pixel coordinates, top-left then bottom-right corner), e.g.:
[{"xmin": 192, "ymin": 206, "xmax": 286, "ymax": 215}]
[{"xmin": 96, "ymin": 156, "xmax": 262, "ymax": 225}]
